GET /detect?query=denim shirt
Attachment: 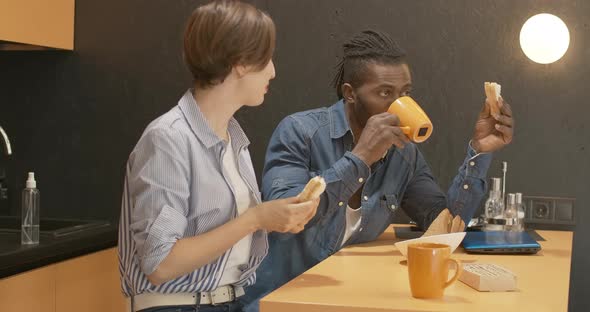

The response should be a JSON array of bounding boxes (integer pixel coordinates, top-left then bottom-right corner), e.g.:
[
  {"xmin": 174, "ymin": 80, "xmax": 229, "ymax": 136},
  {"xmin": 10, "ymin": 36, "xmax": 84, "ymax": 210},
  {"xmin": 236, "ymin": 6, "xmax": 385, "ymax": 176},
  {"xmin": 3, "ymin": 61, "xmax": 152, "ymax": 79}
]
[{"xmin": 242, "ymin": 100, "xmax": 492, "ymax": 310}]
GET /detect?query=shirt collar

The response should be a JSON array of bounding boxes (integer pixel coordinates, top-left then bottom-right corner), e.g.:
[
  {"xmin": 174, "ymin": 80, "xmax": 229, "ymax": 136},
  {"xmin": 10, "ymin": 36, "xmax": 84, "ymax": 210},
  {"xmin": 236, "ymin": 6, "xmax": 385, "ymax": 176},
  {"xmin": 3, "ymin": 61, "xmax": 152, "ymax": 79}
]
[
  {"xmin": 329, "ymin": 99, "xmax": 352, "ymax": 139},
  {"xmin": 178, "ymin": 89, "xmax": 250, "ymax": 150}
]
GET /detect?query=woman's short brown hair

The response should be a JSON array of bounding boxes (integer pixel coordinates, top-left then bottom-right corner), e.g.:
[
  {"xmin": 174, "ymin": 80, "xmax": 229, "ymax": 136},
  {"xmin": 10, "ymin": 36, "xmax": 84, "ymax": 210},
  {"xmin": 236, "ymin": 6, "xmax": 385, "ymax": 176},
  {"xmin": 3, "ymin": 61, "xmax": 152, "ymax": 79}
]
[{"xmin": 183, "ymin": 0, "xmax": 276, "ymax": 88}]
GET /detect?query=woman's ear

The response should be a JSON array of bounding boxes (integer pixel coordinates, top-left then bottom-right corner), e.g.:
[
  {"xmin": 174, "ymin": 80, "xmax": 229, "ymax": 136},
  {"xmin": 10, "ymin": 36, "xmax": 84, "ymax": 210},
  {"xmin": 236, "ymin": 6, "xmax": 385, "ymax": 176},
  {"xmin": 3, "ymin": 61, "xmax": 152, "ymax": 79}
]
[
  {"xmin": 342, "ymin": 83, "xmax": 355, "ymax": 103},
  {"xmin": 234, "ymin": 64, "xmax": 249, "ymax": 79}
]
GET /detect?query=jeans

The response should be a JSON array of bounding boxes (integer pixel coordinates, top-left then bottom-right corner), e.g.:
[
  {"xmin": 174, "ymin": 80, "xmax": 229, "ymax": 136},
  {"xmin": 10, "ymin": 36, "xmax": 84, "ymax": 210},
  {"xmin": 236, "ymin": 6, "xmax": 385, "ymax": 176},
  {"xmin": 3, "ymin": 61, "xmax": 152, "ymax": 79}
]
[{"xmin": 138, "ymin": 301, "xmax": 244, "ymax": 312}]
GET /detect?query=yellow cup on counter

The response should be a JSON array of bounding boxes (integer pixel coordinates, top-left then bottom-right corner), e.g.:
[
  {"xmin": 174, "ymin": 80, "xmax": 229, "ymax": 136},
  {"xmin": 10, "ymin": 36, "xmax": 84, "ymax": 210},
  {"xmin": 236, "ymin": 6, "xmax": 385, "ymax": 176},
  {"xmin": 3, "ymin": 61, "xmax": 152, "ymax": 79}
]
[{"xmin": 407, "ymin": 243, "xmax": 462, "ymax": 299}]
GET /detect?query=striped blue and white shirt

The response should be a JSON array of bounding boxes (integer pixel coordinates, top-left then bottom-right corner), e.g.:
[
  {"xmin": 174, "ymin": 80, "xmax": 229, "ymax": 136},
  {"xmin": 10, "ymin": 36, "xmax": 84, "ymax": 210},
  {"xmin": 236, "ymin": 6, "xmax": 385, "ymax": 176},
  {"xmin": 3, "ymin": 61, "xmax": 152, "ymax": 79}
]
[{"xmin": 118, "ymin": 90, "xmax": 268, "ymax": 296}]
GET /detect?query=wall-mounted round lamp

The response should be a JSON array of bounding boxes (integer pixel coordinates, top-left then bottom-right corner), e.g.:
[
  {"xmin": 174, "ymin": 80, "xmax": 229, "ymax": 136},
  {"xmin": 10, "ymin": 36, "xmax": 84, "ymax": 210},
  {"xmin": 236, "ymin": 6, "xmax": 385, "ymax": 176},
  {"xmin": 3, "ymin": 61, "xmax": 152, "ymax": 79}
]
[{"xmin": 520, "ymin": 13, "xmax": 570, "ymax": 64}]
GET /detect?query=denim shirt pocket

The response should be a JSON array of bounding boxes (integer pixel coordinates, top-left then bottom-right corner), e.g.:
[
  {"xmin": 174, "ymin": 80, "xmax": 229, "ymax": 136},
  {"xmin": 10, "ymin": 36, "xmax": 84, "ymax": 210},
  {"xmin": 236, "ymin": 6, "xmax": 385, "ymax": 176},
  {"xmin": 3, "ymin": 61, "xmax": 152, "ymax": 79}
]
[{"xmin": 381, "ymin": 194, "xmax": 400, "ymax": 214}]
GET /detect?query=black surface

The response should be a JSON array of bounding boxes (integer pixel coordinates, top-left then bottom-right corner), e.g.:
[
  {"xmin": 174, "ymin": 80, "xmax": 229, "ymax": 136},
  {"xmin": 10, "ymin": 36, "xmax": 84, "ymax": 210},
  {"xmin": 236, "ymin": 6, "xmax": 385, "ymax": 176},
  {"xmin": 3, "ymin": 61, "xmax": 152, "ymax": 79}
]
[
  {"xmin": 0, "ymin": 225, "xmax": 117, "ymax": 278},
  {"xmin": 0, "ymin": 0, "xmax": 587, "ymax": 310},
  {"xmin": 0, "ymin": 216, "xmax": 109, "ymax": 233}
]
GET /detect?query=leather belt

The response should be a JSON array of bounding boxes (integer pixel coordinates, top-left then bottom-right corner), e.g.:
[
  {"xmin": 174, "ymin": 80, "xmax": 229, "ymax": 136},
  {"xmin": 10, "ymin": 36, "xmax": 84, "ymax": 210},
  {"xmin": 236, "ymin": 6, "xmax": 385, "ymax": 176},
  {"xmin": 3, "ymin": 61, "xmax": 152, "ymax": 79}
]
[{"xmin": 133, "ymin": 285, "xmax": 244, "ymax": 311}]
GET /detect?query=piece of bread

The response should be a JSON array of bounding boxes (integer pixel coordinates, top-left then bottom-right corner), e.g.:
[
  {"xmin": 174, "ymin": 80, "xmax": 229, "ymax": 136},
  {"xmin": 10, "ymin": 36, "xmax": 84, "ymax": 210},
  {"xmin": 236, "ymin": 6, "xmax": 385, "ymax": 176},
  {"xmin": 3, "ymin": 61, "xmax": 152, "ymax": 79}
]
[
  {"xmin": 423, "ymin": 208, "xmax": 453, "ymax": 236},
  {"xmin": 484, "ymin": 82, "xmax": 502, "ymax": 116},
  {"xmin": 298, "ymin": 176, "xmax": 326, "ymax": 202}
]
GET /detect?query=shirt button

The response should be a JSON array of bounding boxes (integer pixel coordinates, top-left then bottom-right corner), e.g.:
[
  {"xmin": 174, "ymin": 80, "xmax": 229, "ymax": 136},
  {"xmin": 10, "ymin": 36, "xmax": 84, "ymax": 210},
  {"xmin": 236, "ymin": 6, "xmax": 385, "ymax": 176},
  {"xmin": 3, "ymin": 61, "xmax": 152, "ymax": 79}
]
[
  {"xmin": 363, "ymin": 196, "xmax": 369, "ymax": 201},
  {"xmin": 359, "ymin": 227, "xmax": 364, "ymax": 232},
  {"xmin": 469, "ymin": 161, "xmax": 475, "ymax": 166},
  {"xmin": 391, "ymin": 204, "xmax": 396, "ymax": 210},
  {"xmin": 358, "ymin": 177, "xmax": 364, "ymax": 183},
  {"xmin": 338, "ymin": 201, "xmax": 344, "ymax": 207},
  {"xmin": 463, "ymin": 184, "xmax": 469, "ymax": 190}
]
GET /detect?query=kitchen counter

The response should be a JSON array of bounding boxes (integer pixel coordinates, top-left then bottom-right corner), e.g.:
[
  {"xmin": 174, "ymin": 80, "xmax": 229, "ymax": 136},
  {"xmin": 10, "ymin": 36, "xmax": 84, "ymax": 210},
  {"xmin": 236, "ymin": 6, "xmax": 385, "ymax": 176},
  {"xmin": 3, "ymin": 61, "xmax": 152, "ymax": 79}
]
[
  {"xmin": 261, "ymin": 226, "xmax": 573, "ymax": 312},
  {"xmin": 0, "ymin": 224, "xmax": 117, "ymax": 278}
]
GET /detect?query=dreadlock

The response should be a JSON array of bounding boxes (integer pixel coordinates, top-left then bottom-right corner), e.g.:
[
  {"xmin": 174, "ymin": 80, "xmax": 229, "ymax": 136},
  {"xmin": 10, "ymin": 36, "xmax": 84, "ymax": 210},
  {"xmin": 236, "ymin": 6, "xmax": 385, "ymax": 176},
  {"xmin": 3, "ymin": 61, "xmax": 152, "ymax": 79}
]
[{"xmin": 332, "ymin": 30, "xmax": 407, "ymax": 99}]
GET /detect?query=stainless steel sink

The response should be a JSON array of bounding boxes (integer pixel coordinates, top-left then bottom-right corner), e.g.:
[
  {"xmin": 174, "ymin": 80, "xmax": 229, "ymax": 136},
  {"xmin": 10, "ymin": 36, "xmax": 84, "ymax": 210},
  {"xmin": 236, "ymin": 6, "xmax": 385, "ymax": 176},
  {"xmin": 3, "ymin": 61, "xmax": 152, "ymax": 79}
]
[{"xmin": 0, "ymin": 216, "xmax": 110, "ymax": 238}]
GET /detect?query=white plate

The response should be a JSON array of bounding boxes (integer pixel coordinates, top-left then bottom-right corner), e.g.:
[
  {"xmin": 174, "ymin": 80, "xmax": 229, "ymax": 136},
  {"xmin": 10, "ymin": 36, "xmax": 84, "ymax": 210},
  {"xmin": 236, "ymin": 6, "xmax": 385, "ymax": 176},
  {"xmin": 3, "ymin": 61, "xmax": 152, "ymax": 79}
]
[{"xmin": 394, "ymin": 232, "xmax": 467, "ymax": 258}]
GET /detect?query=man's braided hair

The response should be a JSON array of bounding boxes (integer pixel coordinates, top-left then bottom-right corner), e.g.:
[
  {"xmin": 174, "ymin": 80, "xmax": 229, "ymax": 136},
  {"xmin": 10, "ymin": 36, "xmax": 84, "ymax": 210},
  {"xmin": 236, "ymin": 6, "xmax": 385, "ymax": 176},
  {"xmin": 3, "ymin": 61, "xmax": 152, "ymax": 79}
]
[{"xmin": 332, "ymin": 30, "xmax": 407, "ymax": 99}]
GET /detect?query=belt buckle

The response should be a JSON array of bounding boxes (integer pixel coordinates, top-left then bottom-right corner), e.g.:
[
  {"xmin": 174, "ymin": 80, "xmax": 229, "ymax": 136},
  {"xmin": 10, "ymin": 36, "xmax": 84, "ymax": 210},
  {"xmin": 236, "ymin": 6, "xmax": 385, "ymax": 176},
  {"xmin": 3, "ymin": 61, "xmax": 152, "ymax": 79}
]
[{"xmin": 228, "ymin": 286, "xmax": 235, "ymax": 301}]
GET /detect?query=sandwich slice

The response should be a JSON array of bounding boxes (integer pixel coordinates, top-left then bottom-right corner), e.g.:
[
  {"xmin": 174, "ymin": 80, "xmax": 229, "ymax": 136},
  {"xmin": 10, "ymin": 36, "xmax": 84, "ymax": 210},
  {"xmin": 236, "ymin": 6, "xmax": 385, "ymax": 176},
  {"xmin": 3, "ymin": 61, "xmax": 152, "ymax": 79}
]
[
  {"xmin": 484, "ymin": 82, "xmax": 502, "ymax": 116},
  {"xmin": 298, "ymin": 176, "xmax": 326, "ymax": 202}
]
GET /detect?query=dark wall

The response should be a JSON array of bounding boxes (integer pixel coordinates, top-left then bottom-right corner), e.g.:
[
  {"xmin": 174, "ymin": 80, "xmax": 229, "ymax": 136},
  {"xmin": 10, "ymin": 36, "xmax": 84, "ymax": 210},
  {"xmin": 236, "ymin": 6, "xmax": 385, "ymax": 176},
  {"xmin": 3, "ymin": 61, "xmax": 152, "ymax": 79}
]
[{"xmin": 0, "ymin": 0, "xmax": 587, "ymax": 310}]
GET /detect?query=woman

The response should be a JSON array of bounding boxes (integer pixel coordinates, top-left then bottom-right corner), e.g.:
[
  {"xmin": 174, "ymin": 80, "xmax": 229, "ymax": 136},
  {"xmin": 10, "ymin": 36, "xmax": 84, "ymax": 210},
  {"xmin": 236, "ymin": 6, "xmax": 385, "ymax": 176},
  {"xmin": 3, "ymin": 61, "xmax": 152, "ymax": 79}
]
[{"xmin": 118, "ymin": 1, "xmax": 318, "ymax": 311}]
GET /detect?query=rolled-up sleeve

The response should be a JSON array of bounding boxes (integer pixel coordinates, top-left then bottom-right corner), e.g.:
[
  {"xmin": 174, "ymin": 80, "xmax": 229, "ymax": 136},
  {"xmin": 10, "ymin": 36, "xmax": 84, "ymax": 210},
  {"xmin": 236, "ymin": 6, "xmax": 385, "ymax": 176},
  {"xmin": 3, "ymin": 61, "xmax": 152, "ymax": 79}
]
[{"xmin": 127, "ymin": 128, "xmax": 190, "ymax": 275}]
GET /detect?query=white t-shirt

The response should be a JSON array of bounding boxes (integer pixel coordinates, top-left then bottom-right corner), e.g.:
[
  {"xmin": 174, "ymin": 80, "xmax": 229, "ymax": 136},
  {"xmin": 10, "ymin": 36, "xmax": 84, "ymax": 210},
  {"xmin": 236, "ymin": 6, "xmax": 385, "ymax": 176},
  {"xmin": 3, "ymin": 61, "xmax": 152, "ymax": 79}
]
[
  {"xmin": 218, "ymin": 135, "xmax": 254, "ymax": 286},
  {"xmin": 341, "ymin": 205, "xmax": 362, "ymax": 246}
]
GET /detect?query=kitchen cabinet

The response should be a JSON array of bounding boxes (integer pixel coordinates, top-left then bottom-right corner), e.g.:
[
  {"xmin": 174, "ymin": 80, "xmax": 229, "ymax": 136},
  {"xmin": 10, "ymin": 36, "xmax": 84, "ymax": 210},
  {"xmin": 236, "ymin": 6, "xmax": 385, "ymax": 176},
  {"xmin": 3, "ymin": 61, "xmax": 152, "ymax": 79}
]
[
  {"xmin": 0, "ymin": 263, "xmax": 56, "ymax": 311},
  {"xmin": 0, "ymin": 0, "xmax": 75, "ymax": 50},
  {"xmin": 55, "ymin": 248, "xmax": 128, "ymax": 312},
  {"xmin": 0, "ymin": 248, "xmax": 128, "ymax": 312}
]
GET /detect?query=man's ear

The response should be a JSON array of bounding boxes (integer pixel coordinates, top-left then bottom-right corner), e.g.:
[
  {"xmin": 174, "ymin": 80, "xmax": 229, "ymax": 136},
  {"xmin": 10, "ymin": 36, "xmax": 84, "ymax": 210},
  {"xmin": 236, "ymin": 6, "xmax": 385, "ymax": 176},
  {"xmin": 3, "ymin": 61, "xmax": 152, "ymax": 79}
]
[{"xmin": 342, "ymin": 83, "xmax": 355, "ymax": 103}]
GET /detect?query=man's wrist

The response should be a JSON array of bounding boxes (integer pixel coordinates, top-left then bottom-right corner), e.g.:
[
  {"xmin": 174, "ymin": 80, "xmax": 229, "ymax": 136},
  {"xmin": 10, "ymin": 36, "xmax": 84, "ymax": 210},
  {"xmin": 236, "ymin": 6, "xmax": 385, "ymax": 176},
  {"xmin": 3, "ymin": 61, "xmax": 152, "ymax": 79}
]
[
  {"xmin": 470, "ymin": 140, "xmax": 481, "ymax": 154},
  {"xmin": 464, "ymin": 140, "xmax": 493, "ymax": 179},
  {"xmin": 351, "ymin": 149, "xmax": 372, "ymax": 167}
]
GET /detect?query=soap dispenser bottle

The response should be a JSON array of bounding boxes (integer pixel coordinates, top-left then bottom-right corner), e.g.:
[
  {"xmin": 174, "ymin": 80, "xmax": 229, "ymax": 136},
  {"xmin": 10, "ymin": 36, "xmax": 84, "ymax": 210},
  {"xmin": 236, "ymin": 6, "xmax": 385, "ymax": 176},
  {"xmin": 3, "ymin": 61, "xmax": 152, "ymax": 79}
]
[{"xmin": 22, "ymin": 172, "xmax": 40, "ymax": 245}]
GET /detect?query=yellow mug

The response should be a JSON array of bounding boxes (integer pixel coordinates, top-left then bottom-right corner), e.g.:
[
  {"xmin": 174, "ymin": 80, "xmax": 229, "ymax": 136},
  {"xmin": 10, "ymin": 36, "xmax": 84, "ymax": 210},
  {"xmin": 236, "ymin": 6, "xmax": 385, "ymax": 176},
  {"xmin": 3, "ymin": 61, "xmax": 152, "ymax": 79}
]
[
  {"xmin": 387, "ymin": 96, "xmax": 433, "ymax": 143},
  {"xmin": 407, "ymin": 243, "xmax": 462, "ymax": 299}
]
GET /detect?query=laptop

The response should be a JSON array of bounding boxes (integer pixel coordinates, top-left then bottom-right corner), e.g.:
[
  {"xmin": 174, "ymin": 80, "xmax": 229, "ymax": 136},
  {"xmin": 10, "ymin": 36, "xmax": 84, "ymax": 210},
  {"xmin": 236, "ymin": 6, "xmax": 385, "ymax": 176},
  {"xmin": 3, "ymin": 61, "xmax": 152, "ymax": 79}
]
[{"xmin": 462, "ymin": 231, "xmax": 541, "ymax": 254}]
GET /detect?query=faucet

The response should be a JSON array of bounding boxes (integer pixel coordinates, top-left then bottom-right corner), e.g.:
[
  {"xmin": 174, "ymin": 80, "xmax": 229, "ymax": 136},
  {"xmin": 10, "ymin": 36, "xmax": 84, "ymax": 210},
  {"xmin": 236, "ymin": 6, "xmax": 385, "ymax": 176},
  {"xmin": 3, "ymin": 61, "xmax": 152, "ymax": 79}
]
[
  {"xmin": 0, "ymin": 126, "xmax": 12, "ymax": 156},
  {"xmin": 0, "ymin": 126, "xmax": 10, "ymax": 203}
]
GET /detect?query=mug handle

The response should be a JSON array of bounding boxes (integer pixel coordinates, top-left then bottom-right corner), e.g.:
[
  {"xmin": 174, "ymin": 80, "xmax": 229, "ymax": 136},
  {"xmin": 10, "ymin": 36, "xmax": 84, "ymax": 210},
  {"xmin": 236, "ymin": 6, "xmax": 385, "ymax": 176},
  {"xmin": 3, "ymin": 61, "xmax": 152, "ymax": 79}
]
[
  {"xmin": 400, "ymin": 126, "xmax": 411, "ymax": 135},
  {"xmin": 443, "ymin": 258, "xmax": 463, "ymax": 289}
]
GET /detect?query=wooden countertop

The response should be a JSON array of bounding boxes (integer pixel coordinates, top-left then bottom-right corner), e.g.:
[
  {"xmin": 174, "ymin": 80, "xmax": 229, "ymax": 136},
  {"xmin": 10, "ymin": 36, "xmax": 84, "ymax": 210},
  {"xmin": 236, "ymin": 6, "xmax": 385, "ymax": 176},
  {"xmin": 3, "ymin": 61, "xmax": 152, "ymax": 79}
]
[{"xmin": 261, "ymin": 227, "xmax": 573, "ymax": 312}]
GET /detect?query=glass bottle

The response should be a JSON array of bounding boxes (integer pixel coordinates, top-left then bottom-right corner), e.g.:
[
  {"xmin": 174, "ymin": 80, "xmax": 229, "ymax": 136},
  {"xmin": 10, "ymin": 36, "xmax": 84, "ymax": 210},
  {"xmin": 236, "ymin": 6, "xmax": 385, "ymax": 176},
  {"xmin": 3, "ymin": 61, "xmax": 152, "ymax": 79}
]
[
  {"xmin": 514, "ymin": 192, "xmax": 526, "ymax": 231},
  {"xmin": 504, "ymin": 193, "xmax": 522, "ymax": 231},
  {"xmin": 484, "ymin": 177, "xmax": 504, "ymax": 231},
  {"xmin": 21, "ymin": 172, "xmax": 40, "ymax": 245}
]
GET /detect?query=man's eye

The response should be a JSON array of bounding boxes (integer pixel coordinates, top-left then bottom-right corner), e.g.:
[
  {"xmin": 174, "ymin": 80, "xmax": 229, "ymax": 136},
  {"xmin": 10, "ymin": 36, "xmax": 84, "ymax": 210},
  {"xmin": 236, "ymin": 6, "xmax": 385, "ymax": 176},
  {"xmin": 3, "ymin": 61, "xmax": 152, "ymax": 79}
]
[
  {"xmin": 402, "ymin": 90, "xmax": 412, "ymax": 97},
  {"xmin": 379, "ymin": 90, "xmax": 391, "ymax": 97}
]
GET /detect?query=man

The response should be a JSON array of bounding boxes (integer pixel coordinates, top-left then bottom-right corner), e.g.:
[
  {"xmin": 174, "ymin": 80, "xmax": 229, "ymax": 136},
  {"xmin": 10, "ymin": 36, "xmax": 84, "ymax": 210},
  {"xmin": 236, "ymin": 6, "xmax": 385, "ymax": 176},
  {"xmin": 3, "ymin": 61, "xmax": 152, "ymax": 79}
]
[{"xmin": 243, "ymin": 30, "xmax": 514, "ymax": 311}]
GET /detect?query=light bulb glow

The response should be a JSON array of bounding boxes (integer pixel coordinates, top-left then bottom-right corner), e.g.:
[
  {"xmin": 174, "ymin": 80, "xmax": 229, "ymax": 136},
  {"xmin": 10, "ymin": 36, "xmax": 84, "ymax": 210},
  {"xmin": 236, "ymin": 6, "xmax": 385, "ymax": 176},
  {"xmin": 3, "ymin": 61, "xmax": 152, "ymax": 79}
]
[{"xmin": 520, "ymin": 13, "xmax": 570, "ymax": 64}]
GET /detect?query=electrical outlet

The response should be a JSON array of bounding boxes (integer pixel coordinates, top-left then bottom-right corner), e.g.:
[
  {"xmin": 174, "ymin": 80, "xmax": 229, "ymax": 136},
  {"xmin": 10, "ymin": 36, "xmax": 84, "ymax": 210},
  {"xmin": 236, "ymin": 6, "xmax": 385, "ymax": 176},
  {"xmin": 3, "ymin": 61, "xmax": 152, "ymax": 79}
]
[
  {"xmin": 0, "ymin": 183, "xmax": 8, "ymax": 215},
  {"xmin": 0, "ymin": 186, "xmax": 7, "ymax": 200},
  {"xmin": 0, "ymin": 168, "xmax": 6, "ymax": 200},
  {"xmin": 523, "ymin": 196, "xmax": 575, "ymax": 230}
]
